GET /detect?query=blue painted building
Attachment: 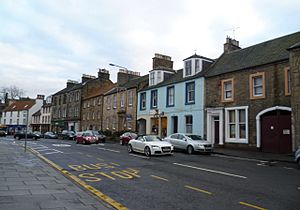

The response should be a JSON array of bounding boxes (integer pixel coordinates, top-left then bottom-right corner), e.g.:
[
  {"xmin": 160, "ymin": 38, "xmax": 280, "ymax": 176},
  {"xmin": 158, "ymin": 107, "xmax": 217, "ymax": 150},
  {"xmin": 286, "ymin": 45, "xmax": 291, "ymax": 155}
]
[{"xmin": 137, "ymin": 53, "xmax": 213, "ymax": 138}]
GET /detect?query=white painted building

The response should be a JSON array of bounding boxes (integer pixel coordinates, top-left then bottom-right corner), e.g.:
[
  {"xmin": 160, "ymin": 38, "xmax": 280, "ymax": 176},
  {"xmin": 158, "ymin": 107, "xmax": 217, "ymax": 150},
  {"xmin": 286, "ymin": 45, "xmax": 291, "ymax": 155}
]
[{"xmin": 1, "ymin": 95, "xmax": 44, "ymax": 133}]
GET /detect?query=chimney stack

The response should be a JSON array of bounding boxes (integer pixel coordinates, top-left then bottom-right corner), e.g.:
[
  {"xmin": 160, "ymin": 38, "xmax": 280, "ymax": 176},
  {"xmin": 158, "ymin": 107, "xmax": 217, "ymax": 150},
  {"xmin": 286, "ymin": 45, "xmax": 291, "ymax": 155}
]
[
  {"xmin": 81, "ymin": 74, "xmax": 96, "ymax": 83},
  {"xmin": 152, "ymin": 53, "xmax": 173, "ymax": 70},
  {"xmin": 117, "ymin": 69, "xmax": 140, "ymax": 85},
  {"xmin": 66, "ymin": 80, "xmax": 79, "ymax": 88},
  {"xmin": 224, "ymin": 37, "xmax": 241, "ymax": 53},
  {"xmin": 36, "ymin": 94, "xmax": 45, "ymax": 100},
  {"xmin": 98, "ymin": 69, "xmax": 110, "ymax": 80}
]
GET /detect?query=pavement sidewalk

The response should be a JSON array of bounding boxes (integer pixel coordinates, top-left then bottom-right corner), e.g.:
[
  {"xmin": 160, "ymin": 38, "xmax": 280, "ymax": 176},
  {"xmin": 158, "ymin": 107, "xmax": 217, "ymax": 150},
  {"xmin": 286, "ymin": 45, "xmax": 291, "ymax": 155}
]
[
  {"xmin": 213, "ymin": 147, "xmax": 295, "ymax": 163},
  {"xmin": 0, "ymin": 139, "xmax": 112, "ymax": 210}
]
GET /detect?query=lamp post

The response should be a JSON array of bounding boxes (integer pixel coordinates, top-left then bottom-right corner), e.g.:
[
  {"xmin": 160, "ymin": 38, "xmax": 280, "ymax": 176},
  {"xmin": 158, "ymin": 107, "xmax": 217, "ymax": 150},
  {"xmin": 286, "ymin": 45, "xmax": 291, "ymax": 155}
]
[
  {"xmin": 24, "ymin": 109, "xmax": 29, "ymax": 152},
  {"xmin": 109, "ymin": 63, "xmax": 128, "ymax": 70}
]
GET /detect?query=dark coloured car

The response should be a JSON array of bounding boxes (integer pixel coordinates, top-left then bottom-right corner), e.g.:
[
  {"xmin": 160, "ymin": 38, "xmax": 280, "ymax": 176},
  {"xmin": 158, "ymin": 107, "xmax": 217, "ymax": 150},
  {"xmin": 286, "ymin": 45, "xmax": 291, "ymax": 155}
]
[
  {"xmin": 75, "ymin": 131, "xmax": 98, "ymax": 144},
  {"xmin": 120, "ymin": 132, "xmax": 137, "ymax": 145},
  {"xmin": 0, "ymin": 131, "xmax": 7, "ymax": 137},
  {"xmin": 86, "ymin": 130, "xmax": 106, "ymax": 143},
  {"xmin": 33, "ymin": 131, "xmax": 43, "ymax": 138},
  {"xmin": 44, "ymin": 131, "xmax": 58, "ymax": 139},
  {"xmin": 58, "ymin": 130, "xmax": 76, "ymax": 140},
  {"xmin": 14, "ymin": 131, "xmax": 40, "ymax": 140}
]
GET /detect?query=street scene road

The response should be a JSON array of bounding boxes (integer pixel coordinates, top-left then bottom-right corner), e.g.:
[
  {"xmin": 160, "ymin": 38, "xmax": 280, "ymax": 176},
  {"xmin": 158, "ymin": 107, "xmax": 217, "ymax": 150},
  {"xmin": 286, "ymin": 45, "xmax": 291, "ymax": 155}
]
[{"xmin": 3, "ymin": 136, "xmax": 300, "ymax": 210}]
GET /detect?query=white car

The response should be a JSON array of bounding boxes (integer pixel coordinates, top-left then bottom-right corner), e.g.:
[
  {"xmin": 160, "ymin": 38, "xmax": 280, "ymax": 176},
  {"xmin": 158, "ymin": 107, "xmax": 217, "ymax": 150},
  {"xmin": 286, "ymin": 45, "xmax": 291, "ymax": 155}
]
[
  {"xmin": 128, "ymin": 135, "xmax": 174, "ymax": 157},
  {"xmin": 164, "ymin": 133, "xmax": 213, "ymax": 154}
]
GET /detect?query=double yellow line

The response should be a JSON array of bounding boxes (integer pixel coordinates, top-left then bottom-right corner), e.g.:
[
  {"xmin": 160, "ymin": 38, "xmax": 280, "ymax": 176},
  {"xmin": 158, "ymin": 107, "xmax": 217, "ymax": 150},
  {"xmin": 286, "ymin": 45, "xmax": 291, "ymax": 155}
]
[{"xmin": 28, "ymin": 147, "xmax": 128, "ymax": 210}]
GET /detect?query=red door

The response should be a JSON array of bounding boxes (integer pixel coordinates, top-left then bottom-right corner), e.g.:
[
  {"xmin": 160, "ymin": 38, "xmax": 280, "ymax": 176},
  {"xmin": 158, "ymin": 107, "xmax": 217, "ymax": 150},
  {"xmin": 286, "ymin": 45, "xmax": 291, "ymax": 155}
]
[{"xmin": 261, "ymin": 113, "xmax": 292, "ymax": 153}]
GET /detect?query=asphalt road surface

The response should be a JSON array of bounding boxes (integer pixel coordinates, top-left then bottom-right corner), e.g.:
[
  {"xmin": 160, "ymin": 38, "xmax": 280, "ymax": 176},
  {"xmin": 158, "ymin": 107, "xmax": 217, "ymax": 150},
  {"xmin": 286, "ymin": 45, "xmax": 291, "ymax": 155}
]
[{"xmin": 5, "ymin": 137, "xmax": 300, "ymax": 210}]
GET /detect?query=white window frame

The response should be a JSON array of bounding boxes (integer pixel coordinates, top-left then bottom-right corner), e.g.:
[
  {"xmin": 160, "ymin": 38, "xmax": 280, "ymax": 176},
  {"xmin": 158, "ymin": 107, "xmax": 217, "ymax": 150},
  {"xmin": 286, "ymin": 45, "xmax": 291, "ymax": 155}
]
[
  {"xmin": 225, "ymin": 106, "xmax": 248, "ymax": 144},
  {"xmin": 113, "ymin": 95, "xmax": 117, "ymax": 109}
]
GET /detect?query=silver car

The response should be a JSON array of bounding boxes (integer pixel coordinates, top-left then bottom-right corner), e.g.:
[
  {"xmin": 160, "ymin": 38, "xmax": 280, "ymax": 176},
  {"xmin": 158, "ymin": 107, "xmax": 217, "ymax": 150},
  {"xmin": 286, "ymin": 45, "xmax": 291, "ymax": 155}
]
[
  {"xmin": 295, "ymin": 146, "xmax": 300, "ymax": 168},
  {"xmin": 164, "ymin": 133, "xmax": 213, "ymax": 154}
]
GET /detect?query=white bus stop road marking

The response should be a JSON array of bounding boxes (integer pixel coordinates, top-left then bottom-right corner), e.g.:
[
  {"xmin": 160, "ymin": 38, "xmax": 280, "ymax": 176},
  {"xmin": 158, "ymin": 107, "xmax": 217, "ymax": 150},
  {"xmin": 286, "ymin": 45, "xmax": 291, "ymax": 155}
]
[{"xmin": 173, "ymin": 163, "xmax": 247, "ymax": 179}]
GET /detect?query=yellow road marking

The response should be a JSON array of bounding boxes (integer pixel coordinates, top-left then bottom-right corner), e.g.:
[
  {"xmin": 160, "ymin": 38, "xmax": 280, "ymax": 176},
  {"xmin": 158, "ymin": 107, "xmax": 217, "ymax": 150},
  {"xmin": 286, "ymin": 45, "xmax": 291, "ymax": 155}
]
[
  {"xmin": 184, "ymin": 185, "xmax": 212, "ymax": 195},
  {"xmin": 239, "ymin": 202, "xmax": 267, "ymax": 210},
  {"xmin": 27, "ymin": 147, "xmax": 128, "ymax": 210},
  {"xmin": 150, "ymin": 175, "xmax": 169, "ymax": 182}
]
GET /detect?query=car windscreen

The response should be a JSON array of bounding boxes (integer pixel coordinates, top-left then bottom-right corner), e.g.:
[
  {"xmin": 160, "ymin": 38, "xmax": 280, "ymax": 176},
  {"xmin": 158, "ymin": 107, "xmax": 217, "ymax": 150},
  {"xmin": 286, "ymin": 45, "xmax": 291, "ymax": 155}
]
[
  {"xmin": 145, "ymin": 136, "xmax": 161, "ymax": 142},
  {"xmin": 187, "ymin": 135, "xmax": 205, "ymax": 141}
]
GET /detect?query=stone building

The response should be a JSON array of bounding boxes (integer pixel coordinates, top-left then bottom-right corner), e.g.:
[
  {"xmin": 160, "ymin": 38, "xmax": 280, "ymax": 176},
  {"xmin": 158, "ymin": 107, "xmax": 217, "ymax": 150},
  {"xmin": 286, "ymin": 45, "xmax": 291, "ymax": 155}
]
[
  {"xmin": 102, "ymin": 70, "xmax": 147, "ymax": 133},
  {"xmin": 51, "ymin": 80, "xmax": 81, "ymax": 133},
  {"xmin": 288, "ymin": 42, "xmax": 300, "ymax": 150},
  {"xmin": 205, "ymin": 32, "xmax": 300, "ymax": 153},
  {"xmin": 81, "ymin": 69, "xmax": 114, "ymax": 131}
]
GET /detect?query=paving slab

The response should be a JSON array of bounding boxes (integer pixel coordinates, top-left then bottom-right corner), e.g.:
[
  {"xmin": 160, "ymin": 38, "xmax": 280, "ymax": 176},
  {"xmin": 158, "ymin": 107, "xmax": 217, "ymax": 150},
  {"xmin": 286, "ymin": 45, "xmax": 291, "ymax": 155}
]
[{"xmin": 0, "ymin": 140, "xmax": 112, "ymax": 210}]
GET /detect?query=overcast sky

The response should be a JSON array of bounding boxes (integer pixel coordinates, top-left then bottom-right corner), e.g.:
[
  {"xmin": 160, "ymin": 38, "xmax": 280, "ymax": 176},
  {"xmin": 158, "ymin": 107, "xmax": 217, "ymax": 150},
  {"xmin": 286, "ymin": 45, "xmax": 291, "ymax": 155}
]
[{"xmin": 1, "ymin": 0, "xmax": 300, "ymax": 98}]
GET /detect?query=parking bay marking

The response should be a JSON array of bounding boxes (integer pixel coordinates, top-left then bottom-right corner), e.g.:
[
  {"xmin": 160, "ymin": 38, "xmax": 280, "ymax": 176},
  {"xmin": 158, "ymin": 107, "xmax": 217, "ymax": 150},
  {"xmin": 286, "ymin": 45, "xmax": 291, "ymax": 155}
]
[
  {"xmin": 129, "ymin": 154, "xmax": 150, "ymax": 159},
  {"xmin": 173, "ymin": 163, "xmax": 247, "ymax": 179},
  {"xmin": 150, "ymin": 175, "xmax": 168, "ymax": 182},
  {"xmin": 239, "ymin": 202, "xmax": 267, "ymax": 210},
  {"xmin": 98, "ymin": 148, "xmax": 120, "ymax": 153}
]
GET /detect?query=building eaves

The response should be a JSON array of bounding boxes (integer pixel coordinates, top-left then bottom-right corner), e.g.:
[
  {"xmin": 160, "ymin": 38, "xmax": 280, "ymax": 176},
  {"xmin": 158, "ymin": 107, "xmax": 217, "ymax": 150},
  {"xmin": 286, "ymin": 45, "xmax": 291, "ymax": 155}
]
[{"xmin": 183, "ymin": 54, "xmax": 214, "ymax": 61}]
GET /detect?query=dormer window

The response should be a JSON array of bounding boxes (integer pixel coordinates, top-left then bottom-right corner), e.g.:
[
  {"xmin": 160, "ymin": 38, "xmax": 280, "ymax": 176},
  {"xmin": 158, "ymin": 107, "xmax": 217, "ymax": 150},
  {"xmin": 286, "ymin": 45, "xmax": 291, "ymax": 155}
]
[
  {"xmin": 149, "ymin": 69, "xmax": 175, "ymax": 86},
  {"xmin": 185, "ymin": 60, "xmax": 192, "ymax": 76},
  {"xmin": 183, "ymin": 54, "xmax": 214, "ymax": 78}
]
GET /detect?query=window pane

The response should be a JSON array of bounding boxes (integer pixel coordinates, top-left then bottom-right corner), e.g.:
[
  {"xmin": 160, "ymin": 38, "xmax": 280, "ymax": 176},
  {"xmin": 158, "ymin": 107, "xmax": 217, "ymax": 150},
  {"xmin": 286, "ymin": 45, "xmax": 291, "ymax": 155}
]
[
  {"xmin": 239, "ymin": 124, "xmax": 246, "ymax": 138},
  {"xmin": 254, "ymin": 86, "xmax": 263, "ymax": 95},
  {"xmin": 229, "ymin": 124, "xmax": 236, "ymax": 138},
  {"xmin": 239, "ymin": 110, "xmax": 245, "ymax": 122},
  {"xmin": 229, "ymin": 110, "xmax": 235, "ymax": 123},
  {"xmin": 253, "ymin": 76, "xmax": 262, "ymax": 86}
]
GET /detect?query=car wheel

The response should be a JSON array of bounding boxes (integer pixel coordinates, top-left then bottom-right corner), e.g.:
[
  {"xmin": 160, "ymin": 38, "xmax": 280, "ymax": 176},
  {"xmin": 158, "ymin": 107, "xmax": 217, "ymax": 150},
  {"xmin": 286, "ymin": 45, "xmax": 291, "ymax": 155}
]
[
  {"xmin": 187, "ymin": 145, "xmax": 194, "ymax": 155},
  {"xmin": 16, "ymin": 136, "xmax": 20, "ymax": 140},
  {"xmin": 83, "ymin": 140, "xmax": 86, "ymax": 145},
  {"xmin": 128, "ymin": 144, "xmax": 133, "ymax": 153},
  {"xmin": 144, "ymin": 146, "xmax": 151, "ymax": 157},
  {"xmin": 297, "ymin": 159, "xmax": 300, "ymax": 169},
  {"xmin": 33, "ymin": 137, "xmax": 37, "ymax": 140},
  {"xmin": 76, "ymin": 139, "xmax": 79, "ymax": 144}
]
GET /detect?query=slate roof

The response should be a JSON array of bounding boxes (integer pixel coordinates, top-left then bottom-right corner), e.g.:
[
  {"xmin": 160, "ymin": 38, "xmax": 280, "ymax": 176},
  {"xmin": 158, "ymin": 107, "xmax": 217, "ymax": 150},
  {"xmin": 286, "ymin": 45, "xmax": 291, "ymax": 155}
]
[
  {"xmin": 206, "ymin": 31, "xmax": 300, "ymax": 77},
  {"xmin": 4, "ymin": 100, "xmax": 35, "ymax": 112},
  {"xmin": 52, "ymin": 83, "xmax": 82, "ymax": 96}
]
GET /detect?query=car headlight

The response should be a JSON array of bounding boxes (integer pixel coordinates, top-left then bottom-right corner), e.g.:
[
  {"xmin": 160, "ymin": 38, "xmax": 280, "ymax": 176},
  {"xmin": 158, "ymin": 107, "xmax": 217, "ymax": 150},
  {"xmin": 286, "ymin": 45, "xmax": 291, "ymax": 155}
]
[
  {"xmin": 151, "ymin": 145, "xmax": 159, "ymax": 148},
  {"xmin": 198, "ymin": 144, "xmax": 204, "ymax": 148}
]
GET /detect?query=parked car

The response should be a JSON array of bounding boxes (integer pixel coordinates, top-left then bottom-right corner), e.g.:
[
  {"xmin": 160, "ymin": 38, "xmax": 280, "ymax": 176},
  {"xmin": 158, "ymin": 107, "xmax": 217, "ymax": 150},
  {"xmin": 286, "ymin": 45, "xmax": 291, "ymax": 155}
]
[
  {"xmin": 76, "ymin": 131, "xmax": 98, "ymax": 144},
  {"xmin": 14, "ymin": 131, "xmax": 40, "ymax": 140},
  {"xmin": 33, "ymin": 131, "xmax": 43, "ymax": 138},
  {"xmin": 164, "ymin": 133, "xmax": 213, "ymax": 154},
  {"xmin": 58, "ymin": 130, "xmax": 76, "ymax": 140},
  {"xmin": 120, "ymin": 132, "xmax": 138, "ymax": 145},
  {"xmin": 295, "ymin": 146, "xmax": 300, "ymax": 168},
  {"xmin": 86, "ymin": 130, "xmax": 106, "ymax": 143},
  {"xmin": 128, "ymin": 135, "xmax": 174, "ymax": 157},
  {"xmin": 44, "ymin": 132, "xmax": 58, "ymax": 139},
  {"xmin": 0, "ymin": 130, "xmax": 7, "ymax": 137}
]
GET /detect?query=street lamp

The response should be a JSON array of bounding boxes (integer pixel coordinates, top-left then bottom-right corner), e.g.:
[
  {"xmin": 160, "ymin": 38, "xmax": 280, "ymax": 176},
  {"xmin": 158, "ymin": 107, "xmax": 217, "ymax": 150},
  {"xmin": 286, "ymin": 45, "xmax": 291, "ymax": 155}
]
[{"xmin": 109, "ymin": 63, "xmax": 128, "ymax": 70}]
